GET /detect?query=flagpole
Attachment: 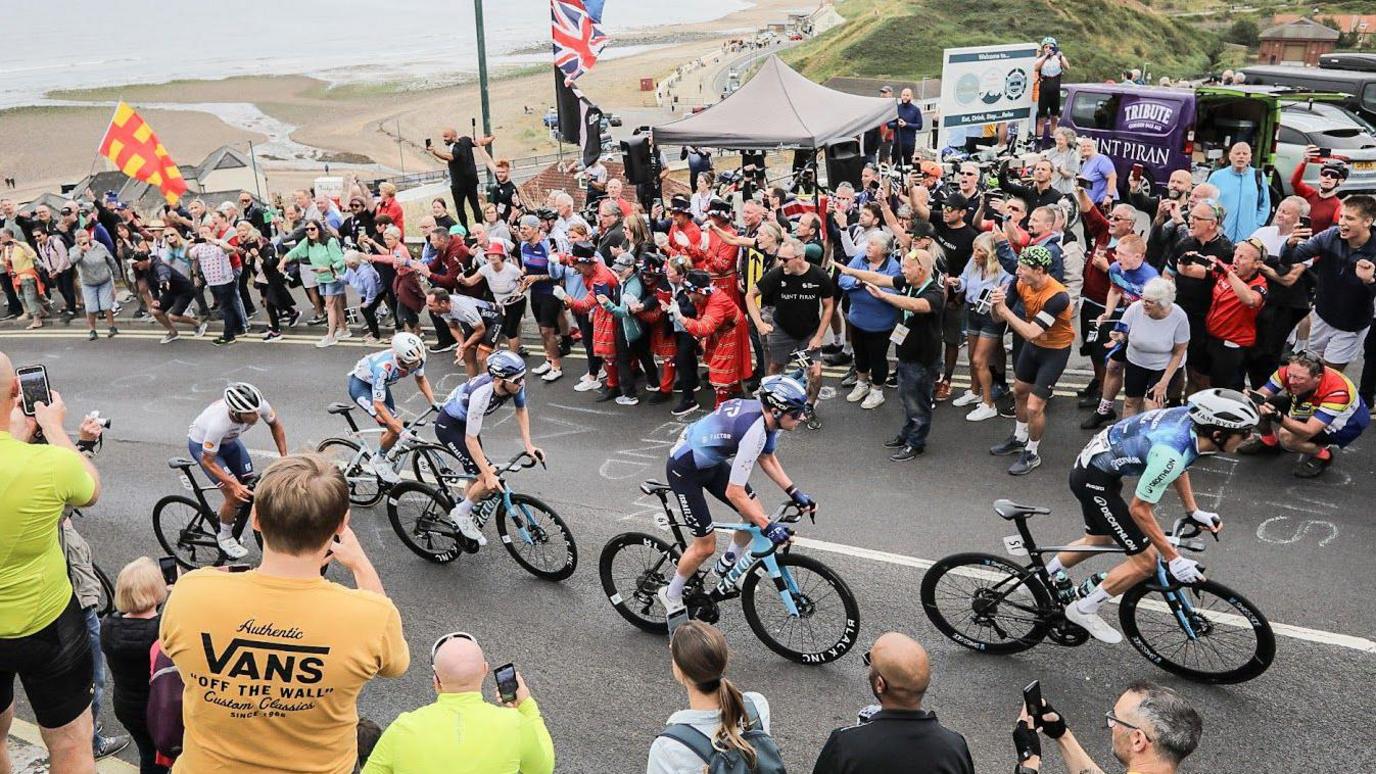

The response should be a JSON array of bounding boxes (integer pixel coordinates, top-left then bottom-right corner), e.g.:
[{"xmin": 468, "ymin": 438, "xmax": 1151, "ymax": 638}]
[{"xmin": 474, "ymin": 0, "xmax": 494, "ymax": 186}]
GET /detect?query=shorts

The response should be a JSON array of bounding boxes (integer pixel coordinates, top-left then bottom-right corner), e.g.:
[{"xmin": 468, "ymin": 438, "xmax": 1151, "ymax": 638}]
[
  {"xmin": 666, "ymin": 454, "xmax": 755, "ymax": 538},
  {"xmin": 158, "ymin": 281, "xmax": 195, "ymax": 317},
  {"xmin": 1014, "ymin": 343, "xmax": 1070, "ymax": 400},
  {"xmin": 1037, "ymin": 76, "xmax": 1062, "ymax": 118},
  {"xmin": 319, "ymin": 279, "xmax": 346, "ymax": 298},
  {"xmin": 766, "ymin": 331, "xmax": 817, "ymax": 368},
  {"xmin": 942, "ymin": 302, "xmax": 964, "ymax": 347},
  {"xmin": 1123, "ymin": 360, "xmax": 1167, "ymax": 399},
  {"xmin": 434, "ymin": 412, "xmax": 483, "ymax": 475},
  {"xmin": 348, "ymin": 375, "xmax": 394, "ymax": 419},
  {"xmin": 1307, "ymin": 312, "xmax": 1369, "ymax": 365},
  {"xmin": 499, "ymin": 297, "xmax": 527, "ymax": 339},
  {"xmin": 1185, "ymin": 314, "xmax": 1210, "ymax": 372},
  {"xmin": 395, "ymin": 302, "xmax": 420, "ymax": 329},
  {"xmin": 0, "ymin": 596, "xmax": 95, "ymax": 728},
  {"xmin": 188, "ymin": 438, "xmax": 254, "ymax": 485},
  {"xmin": 1311, "ymin": 397, "xmax": 1370, "ymax": 448},
  {"xmin": 81, "ymin": 280, "xmax": 115, "ymax": 313},
  {"xmin": 529, "ymin": 293, "xmax": 563, "ymax": 329},
  {"xmin": 300, "ymin": 263, "xmax": 319, "ymax": 289},
  {"xmin": 1078, "ymin": 300, "xmax": 1113, "ymax": 359},
  {"xmin": 1200, "ymin": 337, "xmax": 1247, "ymax": 388},
  {"xmin": 965, "ymin": 307, "xmax": 1006, "ymax": 339},
  {"xmin": 1070, "ymin": 463, "xmax": 1148, "ymax": 556},
  {"xmin": 461, "ymin": 314, "xmax": 504, "ymax": 349}
]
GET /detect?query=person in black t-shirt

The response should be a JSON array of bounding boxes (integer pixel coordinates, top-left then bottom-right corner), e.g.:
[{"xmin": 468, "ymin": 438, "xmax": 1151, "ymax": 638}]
[
  {"xmin": 1164, "ymin": 199, "xmax": 1234, "ymax": 394},
  {"xmin": 927, "ymin": 193, "xmax": 979, "ymax": 401},
  {"xmin": 429, "ymin": 129, "xmax": 493, "ymax": 229},
  {"xmin": 748, "ymin": 239, "xmax": 834, "ymax": 409}
]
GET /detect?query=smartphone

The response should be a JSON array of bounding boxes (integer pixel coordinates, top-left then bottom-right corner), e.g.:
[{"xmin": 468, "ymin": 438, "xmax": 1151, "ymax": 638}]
[
  {"xmin": 425, "ymin": 138, "xmax": 433, "ymax": 149},
  {"xmin": 16, "ymin": 365, "xmax": 50, "ymax": 417},
  {"xmin": 1316, "ymin": 147, "xmax": 1332, "ymax": 158},
  {"xmin": 494, "ymin": 662, "xmax": 519, "ymax": 704},
  {"xmin": 667, "ymin": 606, "xmax": 691, "ymax": 636},
  {"xmin": 1299, "ymin": 215, "xmax": 1312, "ymax": 229},
  {"xmin": 1130, "ymin": 163, "xmax": 1144, "ymax": 180},
  {"xmin": 158, "ymin": 556, "xmax": 179, "ymax": 586},
  {"xmin": 1075, "ymin": 176, "xmax": 1092, "ymax": 189},
  {"xmin": 1023, "ymin": 680, "xmax": 1043, "ymax": 722},
  {"xmin": 228, "ymin": 563, "xmax": 252, "ymax": 573}
]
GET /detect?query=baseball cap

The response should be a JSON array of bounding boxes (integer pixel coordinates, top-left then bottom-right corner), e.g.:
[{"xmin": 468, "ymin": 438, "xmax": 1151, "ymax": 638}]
[
  {"xmin": 879, "ymin": 85, "xmax": 893, "ymax": 94},
  {"xmin": 571, "ymin": 240, "xmax": 597, "ymax": 260},
  {"xmin": 484, "ymin": 240, "xmax": 508, "ymax": 256},
  {"xmin": 919, "ymin": 160, "xmax": 943, "ymax": 178},
  {"xmin": 908, "ymin": 220, "xmax": 936, "ymax": 239},
  {"xmin": 943, "ymin": 193, "xmax": 969, "ymax": 211},
  {"xmin": 612, "ymin": 253, "xmax": 636, "ymax": 271},
  {"xmin": 668, "ymin": 194, "xmax": 692, "ymax": 214},
  {"xmin": 448, "ymin": 224, "xmax": 468, "ymax": 237},
  {"xmin": 519, "ymin": 214, "xmax": 540, "ymax": 229}
]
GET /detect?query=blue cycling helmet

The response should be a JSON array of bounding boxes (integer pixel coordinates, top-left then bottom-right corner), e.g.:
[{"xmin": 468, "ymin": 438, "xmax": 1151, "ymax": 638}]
[
  {"xmin": 758, "ymin": 375, "xmax": 809, "ymax": 414},
  {"xmin": 487, "ymin": 351, "xmax": 527, "ymax": 381}
]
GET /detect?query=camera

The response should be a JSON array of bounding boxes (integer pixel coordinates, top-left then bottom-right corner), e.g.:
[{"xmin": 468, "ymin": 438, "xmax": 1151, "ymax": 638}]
[
  {"xmin": 86, "ymin": 410, "xmax": 111, "ymax": 430},
  {"xmin": 1181, "ymin": 251, "xmax": 1214, "ymax": 268}
]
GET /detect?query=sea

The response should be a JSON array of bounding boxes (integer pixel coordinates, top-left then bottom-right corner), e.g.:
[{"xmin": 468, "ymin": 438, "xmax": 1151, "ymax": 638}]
[{"xmin": 0, "ymin": 0, "xmax": 755, "ymax": 109}]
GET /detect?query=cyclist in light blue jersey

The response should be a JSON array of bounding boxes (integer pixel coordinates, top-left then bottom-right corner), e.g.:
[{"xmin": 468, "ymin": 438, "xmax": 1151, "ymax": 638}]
[
  {"xmin": 433, "ymin": 351, "xmax": 544, "ymax": 544},
  {"xmin": 347, "ymin": 331, "xmax": 438, "ymax": 482},
  {"xmin": 658, "ymin": 375, "xmax": 816, "ymax": 615},
  {"xmin": 1049, "ymin": 388, "xmax": 1259, "ymax": 644}
]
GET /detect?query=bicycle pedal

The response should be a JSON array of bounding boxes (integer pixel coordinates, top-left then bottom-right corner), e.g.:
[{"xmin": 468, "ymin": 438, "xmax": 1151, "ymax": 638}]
[{"xmin": 460, "ymin": 536, "xmax": 482, "ymax": 554}]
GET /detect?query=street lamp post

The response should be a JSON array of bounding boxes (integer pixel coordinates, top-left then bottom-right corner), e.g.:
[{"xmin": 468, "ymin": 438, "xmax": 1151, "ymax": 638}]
[{"xmin": 474, "ymin": 0, "xmax": 494, "ymax": 186}]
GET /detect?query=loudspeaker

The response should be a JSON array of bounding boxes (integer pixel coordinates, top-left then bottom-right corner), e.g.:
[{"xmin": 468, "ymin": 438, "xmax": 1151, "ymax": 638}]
[
  {"xmin": 825, "ymin": 141, "xmax": 863, "ymax": 190},
  {"xmin": 620, "ymin": 135, "xmax": 655, "ymax": 186}
]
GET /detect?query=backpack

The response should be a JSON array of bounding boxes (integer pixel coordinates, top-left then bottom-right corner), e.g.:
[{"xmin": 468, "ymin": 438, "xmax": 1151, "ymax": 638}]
[
  {"xmin": 656, "ymin": 696, "xmax": 787, "ymax": 774},
  {"xmin": 146, "ymin": 641, "xmax": 186, "ymax": 759}
]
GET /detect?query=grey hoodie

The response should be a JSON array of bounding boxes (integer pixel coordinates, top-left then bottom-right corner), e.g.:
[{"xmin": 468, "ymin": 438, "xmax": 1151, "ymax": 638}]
[{"xmin": 71, "ymin": 241, "xmax": 120, "ymax": 287}]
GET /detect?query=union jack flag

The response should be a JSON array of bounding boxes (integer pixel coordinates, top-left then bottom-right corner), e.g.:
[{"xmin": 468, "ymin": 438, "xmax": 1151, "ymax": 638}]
[{"xmin": 551, "ymin": 0, "xmax": 608, "ymax": 83}]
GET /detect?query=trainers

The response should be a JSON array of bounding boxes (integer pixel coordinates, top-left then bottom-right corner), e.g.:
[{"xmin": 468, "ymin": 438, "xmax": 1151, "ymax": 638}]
[
  {"xmin": 647, "ymin": 389, "xmax": 671, "ymax": 404},
  {"xmin": 1064, "ymin": 602, "xmax": 1123, "ymax": 644},
  {"xmin": 315, "ymin": 335, "xmax": 337, "ymax": 348},
  {"xmin": 861, "ymin": 388, "xmax": 885, "ymax": 409},
  {"xmin": 448, "ymin": 506, "xmax": 488, "ymax": 546},
  {"xmin": 846, "ymin": 382, "xmax": 870, "ymax": 403},
  {"xmin": 890, "ymin": 445, "xmax": 923, "ymax": 461},
  {"xmin": 531, "ymin": 361, "xmax": 553, "ymax": 375},
  {"xmin": 1008, "ymin": 449, "xmax": 1041, "ymax": 476},
  {"xmin": 990, "ymin": 435, "xmax": 1026, "ymax": 456},
  {"xmin": 1237, "ymin": 435, "xmax": 1283, "ymax": 455},
  {"xmin": 966, "ymin": 403, "xmax": 998, "ymax": 422},
  {"xmin": 195, "ymin": 321, "xmax": 209, "ymax": 338},
  {"xmin": 657, "ymin": 586, "xmax": 686, "ymax": 616},
  {"xmin": 307, "ymin": 314, "xmax": 327, "ymax": 326},
  {"xmin": 934, "ymin": 379, "xmax": 952, "ymax": 402},
  {"xmin": 671, "ymin": 396, "xmax": 699, "ymax": 416},
  {"xmin": 87, "ymin": 329, "xmax": 98, "ymax": 341},
  {"xmin": 1080, "ymin": 409, "xmax": 1117, "ymax": 430},
  {"xmin": 952, "ymin": 389, "xmax": 981, "ymax": 407},
  {"xmin": 428, "ymin": 341, "xmax": 456, "ymax": 353},
  {"xmin": 615, "ymin": 394, "xmax": 640, "ymax": 406},
  {"xmin": 996, "ymin": 390, "xmax": 1017, "ymax": 418},
  {"xmin": 594, "ymin": 387, "xmax": 617, "ymax": 402},
  {"xmin": 336, "ymin": 328, "xmax": 354, "ymax": 340},
  {"xmin": 263, "ymin": 330, "xmax": 284, "ymax": 342},
  {"xmin": 540, "ymin": 368, "xmax": 563, "ymax": 382},
  {"xmin": 839, "ymin": 367, "xmax": 859, "ymax": 388},
  {"xmin": 159, "ymin": 332, "xmax": 179, "ymax": 345},
  {"xmin": 288, "ymin": 309, "xmax": 303, "ymax": 327},
  {"xmin": 1075, "ymin": 378, "xmax": 1101, "ymax": 407},
  {"xmin": 1293, "ymin": 452, "xmax": 1333, "ymax": 478},
  {"xmin": 573, "ymin": 375, "xmax": 602, "ymax": 392},
  {"xmin": 370, "ymin": 456, "xmax": 401, "ymax": 484},
  {"xmin": 107, "ymin": 327, "xmax": 119, "ymax": 338},
  {"xmin": 211, "ymin": 336, "xmax": 236, "ymax": 347},
  {"xmin": 217, "ymin": 533, "xmax": 249, "ymax": 560},
  {"xmin": 883, "ymin": 434, "xmax": 906, "ymax": 448},
  {"xmin": 93, "ymin": 733, "xmax": 131, "ymax": 760},
  {"xmin": 885, "ymin": 372, "xmax": 898, "ymax": 389}
]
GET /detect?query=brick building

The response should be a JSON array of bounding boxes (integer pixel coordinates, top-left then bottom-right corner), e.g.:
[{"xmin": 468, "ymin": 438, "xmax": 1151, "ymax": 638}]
[{"xmin": 1259, "ymin": 18, "xmax": 1340, "ymax": 67}]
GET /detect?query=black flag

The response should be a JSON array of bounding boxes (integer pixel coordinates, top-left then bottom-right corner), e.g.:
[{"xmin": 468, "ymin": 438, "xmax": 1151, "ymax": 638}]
[{"xmin": 554, "ymin": 67, "xmax": 604, "ymax": 168}]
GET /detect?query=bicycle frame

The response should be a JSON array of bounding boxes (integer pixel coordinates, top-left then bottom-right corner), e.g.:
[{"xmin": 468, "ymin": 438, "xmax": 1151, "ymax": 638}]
[
  {"xmin": 170, "ymin": 460, "xmax": 253, "ymax": 530},
  {"xmin": 331, "ymin": 405, "xmax": 437, "ymax": 477}
]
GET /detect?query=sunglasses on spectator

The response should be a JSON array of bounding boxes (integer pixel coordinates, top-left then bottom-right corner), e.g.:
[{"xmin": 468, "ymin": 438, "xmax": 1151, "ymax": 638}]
[
  {"xmin": 61, "ymin": 209, "xmax": 74, "ymax": 215},
  {"xmin": 960, "ymin": 171, "xmax": 978, "ymax": 177},
  {"xmin": 305, "ymin": 226, "xmax": 319, "ymax": 232},
  {"xmin": 1105, "ymin": 711, "xmax": 1152, "ymax": 743},
  {"xmin": 431, "ymin": 631, "xmax": 476, "ymax": 661},
  {"xmin": 1109, "ymin": 214, "xmax": 1135, "ymax": 222}
]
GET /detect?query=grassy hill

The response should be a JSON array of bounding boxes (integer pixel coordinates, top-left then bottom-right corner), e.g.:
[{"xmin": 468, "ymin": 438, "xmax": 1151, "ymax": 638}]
[{"xmin": 784, "ymin": 0, "xmax": 1237, "ymax": 85}]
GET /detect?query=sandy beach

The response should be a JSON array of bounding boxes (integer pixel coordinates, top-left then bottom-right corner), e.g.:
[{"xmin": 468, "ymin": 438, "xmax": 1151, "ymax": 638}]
[{"xmin": 1, "ymin": 0, "xmax": 811, "ymax": 204}]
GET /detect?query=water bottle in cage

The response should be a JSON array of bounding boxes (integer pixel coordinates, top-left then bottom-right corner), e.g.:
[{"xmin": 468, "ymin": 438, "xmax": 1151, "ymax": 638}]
[{"xmin": 716, "ymin": 553, "xmax": 756, "ymax": 595}]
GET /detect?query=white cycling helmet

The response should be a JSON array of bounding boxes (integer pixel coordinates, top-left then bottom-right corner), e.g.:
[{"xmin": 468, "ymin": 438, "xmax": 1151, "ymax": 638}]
[
  {"xmin": 224, "ymin": 382, "xmax": 265, "ymax": 414},
  {"xmin": 391, "ymin": 332, "xmax": 427, "ymax": 366},
  {"xmin": 1187, "ymin": 388, "xmax": 1260, "ymax": 430}
]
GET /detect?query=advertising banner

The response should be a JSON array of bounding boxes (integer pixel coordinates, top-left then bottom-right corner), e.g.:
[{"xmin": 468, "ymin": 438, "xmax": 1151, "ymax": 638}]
[{"xmin": 939, "ymin": 43, "xmax": 1038, "ymax": 148}]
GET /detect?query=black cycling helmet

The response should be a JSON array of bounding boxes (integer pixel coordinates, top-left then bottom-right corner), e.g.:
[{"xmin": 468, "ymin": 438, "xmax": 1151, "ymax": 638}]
[{"xmin": 1320, "ymin": 161, "xmax": 1349, "ymax": 181}]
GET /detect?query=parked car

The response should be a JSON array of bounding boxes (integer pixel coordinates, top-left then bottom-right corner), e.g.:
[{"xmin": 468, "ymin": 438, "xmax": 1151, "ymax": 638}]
[
  {"xmin": 1241, "ymin": 64, "xmax": 1376, "ymax": 125},
  {"xmin": 1275, "ymin": 107, "xmax": 1376, "ymax": 196},
  {"xmin": 1318, "ymin": 52, "xmax": 1376, "ymax": 74},
  {"xmin": 1279, "ymin": 99, "xmax": 1376, "ymax": 134},
  {"xmin": 543, "ymin": 108, "xmax": 559, "ymax": 129}
]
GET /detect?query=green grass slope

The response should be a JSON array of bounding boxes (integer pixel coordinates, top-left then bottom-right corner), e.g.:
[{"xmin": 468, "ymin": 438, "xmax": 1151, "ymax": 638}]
[{"xmin": 785, "ymin": 0, "xmax": 1226, "ymax": 85}]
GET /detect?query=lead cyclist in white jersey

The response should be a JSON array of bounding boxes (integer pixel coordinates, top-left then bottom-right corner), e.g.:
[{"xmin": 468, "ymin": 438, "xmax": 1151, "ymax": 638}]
[{"xmin": 186, "ymin": 382, "xmax": 288, "ymax": 558}]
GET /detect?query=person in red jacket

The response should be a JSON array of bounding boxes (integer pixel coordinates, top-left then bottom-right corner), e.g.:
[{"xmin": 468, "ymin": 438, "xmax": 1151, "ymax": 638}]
[
  {"xmin": 375, "ymin": 181, "xmax": 406, "ymax": 237},
  {"xmin": 633, "ymin": 254, "xmax": 680, "ymax": 403},
  {"xmin": 1290, "ymin": 152, "xmax": 1347, "ymax": 232},
  {"xmin": 666, "ymin": 270, "xmax": 752, "ymax": 406},
  {"xmin": 663, "ymin": 194, "xmax": 706, "ymax": 266},
  {"xmin": 558, "ymin": 253, "xmax": 621, "ymax": 401},
  {"xmin": 700, "ymin": 198, "xmax": 746, "ymax": 305}
]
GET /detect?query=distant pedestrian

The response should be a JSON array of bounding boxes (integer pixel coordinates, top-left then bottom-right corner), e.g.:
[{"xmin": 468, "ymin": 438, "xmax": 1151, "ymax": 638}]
[{"xmin": 429, "ymin": 129, "xmax": 494, "ymax": 229}]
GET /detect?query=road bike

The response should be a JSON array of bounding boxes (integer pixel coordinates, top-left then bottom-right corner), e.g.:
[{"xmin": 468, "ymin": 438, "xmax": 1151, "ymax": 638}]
[
  {"xmin": 151, "ymin": 457, "xmax": 261, "ymax": 569},
  {"xmin": 921, "ymin": 499, "xmax": 1275, "ymax": 684},
  {"xmin": 600, "ymin": 481, "xmax": 859, "ymax": 664},
  {"xmin": 317, "ymin": 403, "xmax": 469, "ymax": 507},
  {"xmin": 386, "ymin": 451, "xmax": 577, "ymax": 581}
]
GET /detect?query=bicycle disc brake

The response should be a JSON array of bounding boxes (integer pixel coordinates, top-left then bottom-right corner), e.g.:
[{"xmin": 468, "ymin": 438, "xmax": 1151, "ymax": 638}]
[{"xmin": 1047, "ymin": 614, "xmax": 1090, "ymax": 647}]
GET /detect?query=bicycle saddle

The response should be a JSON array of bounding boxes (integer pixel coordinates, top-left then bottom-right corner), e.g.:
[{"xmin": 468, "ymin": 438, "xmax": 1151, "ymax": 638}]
[
  {"xmin": 640, "ymin": 480, "xmax": 672, "ymax": 496},
  {"xmin": 994, "ymin": 499, "xmax": 1051, "ymax": 520},
  {"xmin": 167, "ymin": 457, "xmax": 196, "ymax": 469},
  {"xmin": 326, "ymin": 402, "xmax": 356, "ymax": 415}
]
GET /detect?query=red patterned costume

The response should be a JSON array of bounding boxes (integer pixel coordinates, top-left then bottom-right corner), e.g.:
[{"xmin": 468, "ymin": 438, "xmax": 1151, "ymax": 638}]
[{"xmin": 678, "ymin": 289, "xmax": 752, "ymax": 404}]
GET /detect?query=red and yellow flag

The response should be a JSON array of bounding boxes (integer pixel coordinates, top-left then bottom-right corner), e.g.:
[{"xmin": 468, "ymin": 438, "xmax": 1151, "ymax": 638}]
[{"xmin": 98, "ymin": 102, "xmax": 188, "ymax": 205}]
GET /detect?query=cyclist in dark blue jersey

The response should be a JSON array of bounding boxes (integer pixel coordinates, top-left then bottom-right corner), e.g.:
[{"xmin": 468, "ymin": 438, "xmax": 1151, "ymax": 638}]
[
  {"xmin": 434, "ymin": 350, "xmax": 543, "ymax": 545},
  {"xmin": 658, "ymin": 375, "xmax": 815, "ymax": 615},
  {"xmin": 1049, "ymin": 388, "xmax": 1259, "ymax": 644}
]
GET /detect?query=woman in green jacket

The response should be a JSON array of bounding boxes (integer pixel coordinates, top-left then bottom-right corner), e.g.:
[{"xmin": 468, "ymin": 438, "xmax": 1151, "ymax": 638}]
[{"xmin": 285, "ymin": 219, "xmax": 347, "ymax": 347}]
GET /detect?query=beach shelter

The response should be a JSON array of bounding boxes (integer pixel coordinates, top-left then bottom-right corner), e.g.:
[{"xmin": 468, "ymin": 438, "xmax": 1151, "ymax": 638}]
[{"xmin": 652, "ymin": 55, "xmax": 896, "ymax": 150}]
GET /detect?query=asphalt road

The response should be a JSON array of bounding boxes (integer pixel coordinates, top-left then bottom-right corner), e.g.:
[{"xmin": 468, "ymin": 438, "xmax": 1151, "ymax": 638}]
[{"xmin": 2, "ymin": 327, "xmax": 1374, "ymax": 772}]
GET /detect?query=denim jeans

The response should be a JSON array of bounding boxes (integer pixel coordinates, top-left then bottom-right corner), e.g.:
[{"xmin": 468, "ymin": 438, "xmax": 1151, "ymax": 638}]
[
  {"xmin": 209, "ymin": 282, "xmax": 242, "ymax": 340},
  {"xmin": 83, "ymin": 607, "xmax": 104, "ymax": 728},
  {"xmin": 896, "ymin": 358, "xmax": 938, "ymax": 450}
]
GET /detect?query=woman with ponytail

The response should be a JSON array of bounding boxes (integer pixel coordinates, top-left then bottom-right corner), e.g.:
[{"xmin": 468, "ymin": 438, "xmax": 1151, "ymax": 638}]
[{"xmin": 646, "ymin": 621, "xmax": 773, "ymax": 773}]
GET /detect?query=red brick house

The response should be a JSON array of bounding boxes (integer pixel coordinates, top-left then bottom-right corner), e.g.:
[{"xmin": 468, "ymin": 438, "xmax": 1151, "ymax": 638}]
[{"xmin": 1259, "ymin": 18, "xmax": 1340, "ymax": 67}]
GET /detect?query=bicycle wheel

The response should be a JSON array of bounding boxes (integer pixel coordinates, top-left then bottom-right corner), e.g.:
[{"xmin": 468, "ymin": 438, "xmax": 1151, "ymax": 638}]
[
  {"xmin": 386, "ymin": 481, "xmax": 462, "ymax": 564},
  {"xmin": 740, "ymin": 553, "xmax": 860, "ymax": 664},
  {"xmin": 1118, "ymin": 579, "xmax": 1276, "ymax": 684},
  {"xmin": 411, "ymin": 444, "xmax": 470, "ymax": 497},
  {"xmin": 920, "ymin": 552, "xmax": 1054, "ymax": 655},
  {"xmin": 153, "ymin": 495, "xmax": 222, "ymax": 569},
  {"xmin": 496, "ymin": 494, "xmax": 577, "ymax": 581},
  {"xmin": 318, "ymin": 438, "xmax": 383, "ymax": 507},
  {"xmin": 599, "ymin": 532, "xmax": 679, "ymax": 634},
  {"xmin": 94, "ymin": 565, "xmax": 115, "ymax": 617}
]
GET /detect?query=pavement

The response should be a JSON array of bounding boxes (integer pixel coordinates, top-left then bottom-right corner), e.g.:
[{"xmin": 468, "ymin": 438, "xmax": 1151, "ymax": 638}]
[{"xmin": 2, "ymin": 324, "xmax": 1374, "ymax": 772}]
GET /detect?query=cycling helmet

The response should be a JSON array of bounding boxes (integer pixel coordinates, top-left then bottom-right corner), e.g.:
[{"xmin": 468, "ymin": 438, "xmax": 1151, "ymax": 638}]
[
  {"xmin": 1320, "ymin": 161, "xmax": 1349, "ymax": 181},
  {"xmin": 1041, "ymin": 36, "xmax": 1058, "ymax": 47},
  {"xmin": 391, "ymin": 332, "xmax": 427, "ymax": 366},
  {"xmin": 1019, "ymin": 244, "xmax": 1054, "ymax": 269},
  {"xmin": 486, "ymin": 350, "xmax": 527, "ymax": 381},
  {"xmin": 1187, "ymin": 388, "xmax": 1260, "ymax": 430},
  {"xmin": 224, "ymin": 382, "xmax": 265, "ymax": 414},
  {"xmin": 758, "ymin": 375, "xmax": 809, "ymax": 415}
]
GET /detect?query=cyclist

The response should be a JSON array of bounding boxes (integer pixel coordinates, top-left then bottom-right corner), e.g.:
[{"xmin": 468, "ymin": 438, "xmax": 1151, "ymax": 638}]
[
  {"xmin": 1048, "ymin": 388, "xmax": 1259, "ymax": 644},
  {"xmin": 432, "ymin": 351, "xmax": 544, "ymax": 545},
  {"xmin": 186, "ymin": 383, "xmax": 288, "ymax": 559},
  {"xmin": 658, "ymin": 375, "xmax": 816, "ymax": 617},
  {"xmin": 347, "ymin": 332, "xmax": 439, "ymax": 484}
]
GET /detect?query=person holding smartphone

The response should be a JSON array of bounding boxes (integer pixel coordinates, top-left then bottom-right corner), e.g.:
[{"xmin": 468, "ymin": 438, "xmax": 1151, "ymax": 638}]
[{"xmin": 1289, "ymin": 146, "xmax": 1346, "ymax": 233}]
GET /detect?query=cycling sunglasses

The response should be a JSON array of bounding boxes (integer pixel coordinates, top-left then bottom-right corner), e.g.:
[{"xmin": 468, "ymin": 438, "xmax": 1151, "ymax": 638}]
[{"xmin": 431, "ymin": 630, "xmax": 476, "ymax": 661}]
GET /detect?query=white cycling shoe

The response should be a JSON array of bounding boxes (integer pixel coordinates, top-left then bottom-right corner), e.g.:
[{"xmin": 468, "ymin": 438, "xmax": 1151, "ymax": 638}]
[
  {"xmin": 449, "ymin": 507, "xmax": 487, "ymax": 546},
  {"xmin": 1064, "ymin": 602, "xmax": 1123, "ymax": 644},
  {"xmin": 657, "ymin": 586, "xmax": 686, "ymax": 616},
  {"xmin": 217, "ymin": 534, "xmax": 249, "ymax": 560},
  {"xmin": 369, "ymin": 457, "xmax": 401, "ymax": 484}
]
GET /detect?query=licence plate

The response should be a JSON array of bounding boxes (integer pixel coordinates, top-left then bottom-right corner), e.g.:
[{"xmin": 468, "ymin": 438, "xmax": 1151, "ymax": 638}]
[{"xmin": 1355, "ymin": 161, "xmax": 1376, "ymax": 172}]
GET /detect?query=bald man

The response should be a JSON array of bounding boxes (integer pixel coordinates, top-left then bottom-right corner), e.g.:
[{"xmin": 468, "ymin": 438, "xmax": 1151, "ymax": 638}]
[
  {"xmin": 1207, "ymin": 141, "xmax": 1270, "ymax": 243},
  {"xmin": 363, "ymin": 635, "xmax": 554, "ymax": 774},
  {"xmin": 1, "ymin": 352, "xmax": 105, "ymax": 774},
  {"xmin": 811, "ymin": 632, "xmax": 974, "ymax": 773},
  {"xmin": 429, "ymin": 129, "xmax": 495, "ymax": 229}
]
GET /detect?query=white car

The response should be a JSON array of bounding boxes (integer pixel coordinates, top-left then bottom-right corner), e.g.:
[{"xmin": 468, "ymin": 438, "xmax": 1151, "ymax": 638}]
[{"xmin": 1275, "ymin": 107, "xmax": 1376, "ymax": 196}]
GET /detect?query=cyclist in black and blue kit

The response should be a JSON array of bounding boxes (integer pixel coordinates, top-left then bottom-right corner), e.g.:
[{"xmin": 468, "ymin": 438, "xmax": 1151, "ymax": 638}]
[
  {"xmin": 433, "ymin": 350, "xmax": 544, "ymax": 546},
  {"xmin": 1048, "ymin": 388, "xmax": 1259, "ymax": 644},
  {"xmin": 658, "ymin": 375, "xmax": 816, "ymax": 616}
]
